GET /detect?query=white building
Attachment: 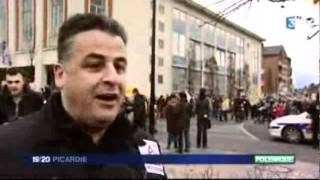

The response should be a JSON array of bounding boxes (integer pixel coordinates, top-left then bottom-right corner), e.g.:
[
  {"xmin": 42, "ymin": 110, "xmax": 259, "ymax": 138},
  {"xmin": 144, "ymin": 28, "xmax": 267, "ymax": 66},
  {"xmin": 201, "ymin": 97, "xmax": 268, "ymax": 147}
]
[{"xmin": 0, "ymin": 0, "xmax": 264, "ymax": 102}]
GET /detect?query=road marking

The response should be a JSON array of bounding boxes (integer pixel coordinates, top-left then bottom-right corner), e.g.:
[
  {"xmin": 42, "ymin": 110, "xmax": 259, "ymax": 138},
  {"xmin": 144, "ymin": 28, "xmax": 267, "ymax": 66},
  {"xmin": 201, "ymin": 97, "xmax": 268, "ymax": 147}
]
[{"xmin": 240, "ymin": 123, "xmax": 260, "ymax": 141}]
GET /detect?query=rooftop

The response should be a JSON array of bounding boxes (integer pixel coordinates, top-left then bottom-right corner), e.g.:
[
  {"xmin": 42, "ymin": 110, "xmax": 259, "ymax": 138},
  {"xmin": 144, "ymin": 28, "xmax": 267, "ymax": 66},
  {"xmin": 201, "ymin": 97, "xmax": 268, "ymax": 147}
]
[
  {"xmin": 263, "ymin": 45, "xmax": 285, "ymax": 56},
  {"xmin": 175, "ymin": 0, "xmax": 265, "ymax": 42}
]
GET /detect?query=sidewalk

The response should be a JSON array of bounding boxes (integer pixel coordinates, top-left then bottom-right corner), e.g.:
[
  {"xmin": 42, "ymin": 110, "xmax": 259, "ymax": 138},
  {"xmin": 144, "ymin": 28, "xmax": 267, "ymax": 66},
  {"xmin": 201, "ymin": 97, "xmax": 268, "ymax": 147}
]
[
  {"xmin": 154, "ymin": 119, "xmax": 319, "ymax": 179},
  {"xmin": 162, "ymin": 159, "xmax": 319, "ymax": 179}
]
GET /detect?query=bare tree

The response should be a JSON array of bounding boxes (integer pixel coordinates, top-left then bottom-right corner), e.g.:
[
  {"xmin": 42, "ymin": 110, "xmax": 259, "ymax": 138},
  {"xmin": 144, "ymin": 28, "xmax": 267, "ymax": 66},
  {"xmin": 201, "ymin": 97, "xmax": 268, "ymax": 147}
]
[
  {"xmin": 206, "ymin": 56, "xmax": 219, "ymax": 95},
  {"xmin": 228, "ymin": 53, "xmax": 236, "ymax": 100},
  {"xmin": 244, "ymin": 63, "xmax": 251, "ymax": 96}
]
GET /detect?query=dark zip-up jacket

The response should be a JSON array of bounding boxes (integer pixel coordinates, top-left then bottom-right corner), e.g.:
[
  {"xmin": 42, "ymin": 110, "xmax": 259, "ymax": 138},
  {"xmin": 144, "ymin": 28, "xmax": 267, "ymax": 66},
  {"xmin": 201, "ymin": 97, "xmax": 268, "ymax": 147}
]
[
  {"xmin": 0, "ymin": 90, "xmax": 43, "ymax": 123},
  {"xmin": 0, "ymin": 93, "xmax": 166, "ymax": 179}
]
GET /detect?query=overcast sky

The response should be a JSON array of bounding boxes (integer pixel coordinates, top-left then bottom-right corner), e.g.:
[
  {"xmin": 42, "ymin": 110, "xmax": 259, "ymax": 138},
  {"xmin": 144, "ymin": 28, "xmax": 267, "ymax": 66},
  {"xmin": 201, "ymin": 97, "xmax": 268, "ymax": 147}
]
[{"xmin": 194, "ymin": 0, "xmax": 319, "ymax": 88}]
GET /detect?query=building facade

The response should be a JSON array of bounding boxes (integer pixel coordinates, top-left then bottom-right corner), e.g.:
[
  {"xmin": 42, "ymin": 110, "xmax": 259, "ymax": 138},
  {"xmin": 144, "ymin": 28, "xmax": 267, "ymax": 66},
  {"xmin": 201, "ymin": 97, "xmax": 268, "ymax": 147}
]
[
  {"xmin": 156, "ymin": 0, "xmax": 264, "ymax": 104},
  {"xmin": 0, "ymin": 0, "xmax": 264, "ymax": 102},
  {"xmin": 262, "ymin": 45, "xmax": 293, "ymax": 96}
]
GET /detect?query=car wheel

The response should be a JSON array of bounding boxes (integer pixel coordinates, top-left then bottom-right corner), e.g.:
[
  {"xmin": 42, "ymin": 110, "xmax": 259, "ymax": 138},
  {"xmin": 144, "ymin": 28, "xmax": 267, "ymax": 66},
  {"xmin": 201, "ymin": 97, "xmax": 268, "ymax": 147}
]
[{"xmin": 282, "ymin": 126, "xmax": 302, "ymax": 143}]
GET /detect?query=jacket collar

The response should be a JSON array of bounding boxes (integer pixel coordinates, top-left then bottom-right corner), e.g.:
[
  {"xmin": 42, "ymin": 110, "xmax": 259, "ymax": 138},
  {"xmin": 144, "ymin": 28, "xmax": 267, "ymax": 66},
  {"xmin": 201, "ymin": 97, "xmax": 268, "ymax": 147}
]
[{"xmin": 38, "ymin": 92, "xmax": 137, "ymax": 153}]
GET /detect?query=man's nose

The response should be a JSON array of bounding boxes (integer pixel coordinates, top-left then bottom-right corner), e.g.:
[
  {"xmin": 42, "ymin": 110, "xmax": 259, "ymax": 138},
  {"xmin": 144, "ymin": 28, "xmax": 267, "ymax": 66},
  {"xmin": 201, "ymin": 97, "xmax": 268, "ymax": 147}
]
[{"xmin": 101, "ymin": 63, "xmax": 121, "ymax": 84}]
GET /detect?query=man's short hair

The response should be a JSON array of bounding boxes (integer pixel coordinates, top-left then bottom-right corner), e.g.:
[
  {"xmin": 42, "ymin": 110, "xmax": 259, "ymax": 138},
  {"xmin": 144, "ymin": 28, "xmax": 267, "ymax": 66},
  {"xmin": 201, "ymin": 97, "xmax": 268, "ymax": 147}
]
[
  {"xmin": 58, "ymin": 13, "xmax": 128, "ymax": 63},
  {"xmin": 179, "ymin": 91, "xmax": 187, "ymax": 99},
  {"xmin": 6, "ymin": 68, "xmax": 23, "ymax": 77},
  {"xmin": 133, "ymin": 88, "xmax": 139, "ymax": 94}
]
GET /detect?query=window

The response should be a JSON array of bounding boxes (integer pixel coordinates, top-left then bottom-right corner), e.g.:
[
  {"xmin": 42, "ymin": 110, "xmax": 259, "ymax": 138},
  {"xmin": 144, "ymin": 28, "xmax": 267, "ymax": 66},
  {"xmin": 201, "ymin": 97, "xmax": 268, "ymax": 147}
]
[
  {"xmin": 204, "ymin": 24, "xmax": 215, "ymax": 45},
  {"xmin": 227, "ymin": 52, "xmax": 235, "ymax": 70},
  {"xmin": 217, "ymin": 49, "xmax": 225, "ymax": 67},
  {"xmin": 158, "ymin": 74, "xmax": 163, "ymax": 84},
  {"xmin": 189, "ymin": 15, "xmax": 201, "ymax": 40},
  {"xmin": 158, "ymin": 57, "xmax": 164, "ymax": 67},
  {"xmin": 189, "ymin": 40, "xmax": 201, "ymax": 61},
  {"xmin": 17, "ymin": 0, "xmax": 34, "ymax": 51},
  {"xmin": 0, "ymin": 0, "xmax": 7, "ymax": 44},
  {"xmin": 47, "ymin": 0, "xmax": 64, "ymax": 47},
  {"xmin": 204, "ymin": 45, "xmax": 214, "ymax": 61},
  {"xmin": 195, "ymin": 43, "xmax": 201, "ymax": 61},
  {"xmin": 158, "ymin": 39, "xmax": 164, "ymax": 49},
  {"xmin": 172, "ymin": 68, "xmax": 187, "ymax": 91},
  {"xmin": 159, "ymin": 4, "xmax": 165, "ymax": 14},
  {"xmin": 158, "ymin": 21, "xmax": 164, "ymax": 32},
  {"xmin": 172, "ymin": 32, "xmax": 185, "ymax": 57},
  {"xmin": 172, "ymin": 9, "xmax": 186, "ymax": 57},
  {"xmin": 217, "ymin": 27, "xmax": 225, "ymax": 48},
  {"xmin": 90, "ymin": 0, "xmax": 105, "ymax": 15}
]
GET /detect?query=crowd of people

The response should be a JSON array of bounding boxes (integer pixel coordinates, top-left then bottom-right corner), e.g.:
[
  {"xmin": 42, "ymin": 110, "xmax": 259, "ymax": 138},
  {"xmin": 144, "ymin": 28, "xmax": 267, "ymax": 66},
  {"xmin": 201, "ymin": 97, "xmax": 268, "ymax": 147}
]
[{"xmin": 151, "ymin": 89, "xmax": 320, "ymax": 152}]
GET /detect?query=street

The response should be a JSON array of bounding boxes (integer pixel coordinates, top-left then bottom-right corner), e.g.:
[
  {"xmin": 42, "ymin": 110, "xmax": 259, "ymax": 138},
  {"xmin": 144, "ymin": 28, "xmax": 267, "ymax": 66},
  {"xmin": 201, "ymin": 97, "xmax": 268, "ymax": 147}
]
[{"xmin": 154, "ymin": 117, "xmax": 320, "ymax": 179}]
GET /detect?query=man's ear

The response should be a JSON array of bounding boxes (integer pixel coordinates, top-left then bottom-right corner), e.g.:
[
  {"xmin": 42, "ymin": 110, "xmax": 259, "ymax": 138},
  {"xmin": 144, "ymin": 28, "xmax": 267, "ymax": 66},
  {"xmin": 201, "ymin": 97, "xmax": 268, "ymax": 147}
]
[{"xmin": 54, "ymin": 64, "xmax": 66, "ymax": 89}]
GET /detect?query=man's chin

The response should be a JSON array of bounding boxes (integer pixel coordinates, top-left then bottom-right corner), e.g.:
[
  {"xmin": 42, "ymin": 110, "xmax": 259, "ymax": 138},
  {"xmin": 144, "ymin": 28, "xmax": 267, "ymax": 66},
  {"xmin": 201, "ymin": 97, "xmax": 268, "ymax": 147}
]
[
  {"xmin": 80, "ymin": 116, "xmax": 115, "ymax": 133},
  {"xmin": 93, "ymin": 114, "xmax": 117, "ymax": 126}
]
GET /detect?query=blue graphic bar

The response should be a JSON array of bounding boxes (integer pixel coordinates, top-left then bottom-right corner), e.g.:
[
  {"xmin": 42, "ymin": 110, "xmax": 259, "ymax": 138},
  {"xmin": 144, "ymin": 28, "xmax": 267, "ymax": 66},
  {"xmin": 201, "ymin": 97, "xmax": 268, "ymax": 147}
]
[{"xmin": 25, "ymin": 154, "xmax": 255, "ymax": 165}]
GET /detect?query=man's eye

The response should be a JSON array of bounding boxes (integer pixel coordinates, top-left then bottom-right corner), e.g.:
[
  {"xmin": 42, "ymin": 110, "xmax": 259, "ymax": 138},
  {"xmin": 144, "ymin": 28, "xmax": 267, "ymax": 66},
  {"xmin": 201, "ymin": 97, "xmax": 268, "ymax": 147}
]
[
  {"xmin": 85, "ymin": 62, "xmax": 104, "ymax": 70},
  {"xmin": 114, "ymin": 64, "xmax": 126, "ymax": 74}
]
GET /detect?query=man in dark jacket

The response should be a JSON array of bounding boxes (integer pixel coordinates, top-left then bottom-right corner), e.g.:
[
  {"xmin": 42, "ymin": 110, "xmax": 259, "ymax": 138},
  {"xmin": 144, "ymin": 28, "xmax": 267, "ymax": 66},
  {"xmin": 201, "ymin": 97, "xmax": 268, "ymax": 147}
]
[
  {"xmin": 196, "ymin": 88, "xmax": 211, "ymax": 148},
  {"xmin": 176, "ymin": 92, "xmax": 192, "ymax": 153},
  {"xmin": 164, "ymin": 94, "xmax": 179, "ymax": 150},
  {"xmin": 0, "ymin": 68, "xmax": 43, "ymax": 124},
  {"xmin": 0, "ymin": 14, "xmax": 165, "ymax": 178},
  {"xmin": 132, "ymin": 88, "xmax": 148, "ymax": 130}
]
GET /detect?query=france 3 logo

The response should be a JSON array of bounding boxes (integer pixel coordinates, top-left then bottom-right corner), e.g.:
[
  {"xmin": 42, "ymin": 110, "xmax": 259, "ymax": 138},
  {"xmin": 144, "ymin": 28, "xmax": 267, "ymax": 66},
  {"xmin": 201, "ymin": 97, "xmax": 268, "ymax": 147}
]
[{"xmin": 32, "ymin": 156, "xmax": 51, "ymax": 163}]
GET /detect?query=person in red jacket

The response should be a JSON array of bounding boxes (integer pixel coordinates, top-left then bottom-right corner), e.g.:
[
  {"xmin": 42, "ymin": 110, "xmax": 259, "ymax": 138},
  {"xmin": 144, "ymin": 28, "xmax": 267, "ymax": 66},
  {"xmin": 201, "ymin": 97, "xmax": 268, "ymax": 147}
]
[{"xmin": 273, "ymin": 101, "xmax": 285, "ymax": 118}]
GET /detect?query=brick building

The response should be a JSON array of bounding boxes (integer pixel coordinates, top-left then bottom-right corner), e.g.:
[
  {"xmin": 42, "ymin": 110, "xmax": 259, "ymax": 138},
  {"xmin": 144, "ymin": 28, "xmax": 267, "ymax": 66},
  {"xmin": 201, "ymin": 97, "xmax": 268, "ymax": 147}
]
[{"xmin": 262, "ymin": 45, "xmax": 293, "ymax": 96}]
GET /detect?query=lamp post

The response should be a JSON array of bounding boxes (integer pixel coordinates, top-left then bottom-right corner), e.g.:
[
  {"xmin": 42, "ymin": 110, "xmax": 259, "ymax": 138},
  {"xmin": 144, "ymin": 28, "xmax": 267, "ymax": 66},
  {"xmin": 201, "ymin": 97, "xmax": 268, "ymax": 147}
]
[
  {"xmin": 317, "ymin": 0, "xmax": 320, "ymax": 148},
  {"xmin": 149, "ymin": 0, "xmax": 156, "ymax": 135}
]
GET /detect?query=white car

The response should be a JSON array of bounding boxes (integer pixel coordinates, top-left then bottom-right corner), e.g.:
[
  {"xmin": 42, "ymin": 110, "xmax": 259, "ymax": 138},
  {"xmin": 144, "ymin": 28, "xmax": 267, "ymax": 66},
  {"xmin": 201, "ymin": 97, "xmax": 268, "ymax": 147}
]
[{"xmin": 268, "ymin": 112, "xmax": 312, "ymax": 143}]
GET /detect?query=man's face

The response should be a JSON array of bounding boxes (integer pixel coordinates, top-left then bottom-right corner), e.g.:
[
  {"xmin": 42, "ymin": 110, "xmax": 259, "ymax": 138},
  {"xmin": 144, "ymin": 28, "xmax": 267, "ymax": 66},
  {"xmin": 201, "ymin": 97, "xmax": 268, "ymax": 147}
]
[
  {"xmin": 54, "ymin": 30, "xmax": 127, "ymax": 129},
  {"xmin": 6, "ymin": 73, "xmax": 24, "ymax": 97}
]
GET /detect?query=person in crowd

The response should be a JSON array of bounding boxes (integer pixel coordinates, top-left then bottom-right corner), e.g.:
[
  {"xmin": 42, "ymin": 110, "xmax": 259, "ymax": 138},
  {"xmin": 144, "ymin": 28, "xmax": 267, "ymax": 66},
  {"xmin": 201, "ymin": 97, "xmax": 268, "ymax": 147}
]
[
  {"xmin": 273, "ymin": 101, "xmax": 285, "ymax": 118},
  {"xmin": 175, "ymin": 92, "xmax": 193, "ymax": 153},
  {"xmin": 302, "ymin": 98, "xmax": 311, "ymax": 112},
  {"xmin": 241, "ymin": 96, "xmax": 250, "ymax": 120},
  {"xmin": 195, "ymin": 88, "xmax": 211, "ymax": 148},
  {"xmin": 0, "ymin": 14, "xmax": 166, "ymax": 178},
  {"xmin": 307, "ymin": 94, "xmax": 320, "ymax": 149},
  {"xmin": 132, "ymin": 88, "xmax": 148, "ymax": 130},
  {"xmin": 156, "ymin": 95, "xmax": 166, "ymax": 119},
  {"xmin": 221, "ymin": 96, "xmax": 230, "ymax": 122},
  {"xmin": 164, "ymin": 94, "xmax": 179, "ymax": 150},
  {"xmin": 211, "ymin": 95, "xmax": 217, "ymax": 120},
  {"xmin": 234, "ymin": 96, "xmax": 245, "ymax": 122},
  {"xmin": 0, "ymin": 68, "xmax": 43, "ymax": 124}
]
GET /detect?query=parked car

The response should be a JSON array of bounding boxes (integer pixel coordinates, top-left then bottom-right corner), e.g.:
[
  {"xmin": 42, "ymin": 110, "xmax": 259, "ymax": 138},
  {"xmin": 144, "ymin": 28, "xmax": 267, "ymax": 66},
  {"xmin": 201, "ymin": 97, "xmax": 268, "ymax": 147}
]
[{"xmin": 268, "ymin": 112, "xmax": 312, "ymax": 143}]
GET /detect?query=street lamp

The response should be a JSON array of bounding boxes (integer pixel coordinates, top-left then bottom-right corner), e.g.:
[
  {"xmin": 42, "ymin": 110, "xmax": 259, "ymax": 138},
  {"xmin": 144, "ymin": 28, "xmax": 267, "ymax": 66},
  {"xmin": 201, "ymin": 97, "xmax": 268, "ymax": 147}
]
[{"xmin": 149, "ymin": 0, "xmax": 156, "ymax": 136}]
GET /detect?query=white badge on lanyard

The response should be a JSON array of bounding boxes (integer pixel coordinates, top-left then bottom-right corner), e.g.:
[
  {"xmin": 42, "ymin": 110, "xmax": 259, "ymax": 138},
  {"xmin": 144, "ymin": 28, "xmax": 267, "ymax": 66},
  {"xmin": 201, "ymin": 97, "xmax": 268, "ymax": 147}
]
[{"xmin": 138, "ymin": 139, "xmax": 165, "ymax": 176}]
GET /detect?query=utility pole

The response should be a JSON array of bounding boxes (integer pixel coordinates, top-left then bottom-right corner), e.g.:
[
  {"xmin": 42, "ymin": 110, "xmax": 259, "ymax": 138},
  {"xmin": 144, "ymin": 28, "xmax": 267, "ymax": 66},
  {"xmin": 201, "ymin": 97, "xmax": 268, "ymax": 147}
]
[
  {"xmin": 317, "ymin": 0, "xmax": 320, "ymax": 147},
  {"xmin": 149, "ymin": 0, "xmax": 156, "ymax": 136}
]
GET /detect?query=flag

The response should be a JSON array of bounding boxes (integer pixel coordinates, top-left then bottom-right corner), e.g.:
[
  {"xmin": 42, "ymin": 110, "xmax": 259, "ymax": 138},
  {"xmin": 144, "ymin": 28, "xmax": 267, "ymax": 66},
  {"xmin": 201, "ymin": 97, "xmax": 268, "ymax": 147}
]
[{"xmin": 286, "ymin": 16, "xmax": 296, "ymax": 30}]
